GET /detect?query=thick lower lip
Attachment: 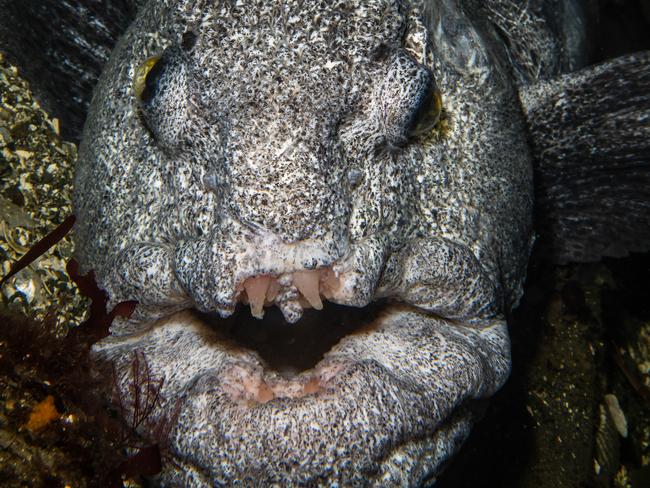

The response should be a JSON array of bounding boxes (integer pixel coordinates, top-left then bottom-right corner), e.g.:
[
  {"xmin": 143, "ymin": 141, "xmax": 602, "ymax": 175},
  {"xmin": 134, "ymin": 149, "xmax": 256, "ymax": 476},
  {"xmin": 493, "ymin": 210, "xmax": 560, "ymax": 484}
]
[{"xmin": 93, "ymin": 303, "xmax": 511, "ymax": 483}]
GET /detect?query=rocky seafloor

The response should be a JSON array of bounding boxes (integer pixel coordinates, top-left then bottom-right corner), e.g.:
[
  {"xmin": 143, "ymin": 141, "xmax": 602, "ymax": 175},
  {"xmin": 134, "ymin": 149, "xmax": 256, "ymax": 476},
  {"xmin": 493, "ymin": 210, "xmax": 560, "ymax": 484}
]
[
  {"xmin": 0, "ymin": 52, "xmax": 154, "ymax": 487},
  {"xmin": 438, "ymin": 253, "xmax": 650, "ymax": 488},
  {"xmin": 1, "ymin": 2, "xmax": 650, "ymax": 486}
]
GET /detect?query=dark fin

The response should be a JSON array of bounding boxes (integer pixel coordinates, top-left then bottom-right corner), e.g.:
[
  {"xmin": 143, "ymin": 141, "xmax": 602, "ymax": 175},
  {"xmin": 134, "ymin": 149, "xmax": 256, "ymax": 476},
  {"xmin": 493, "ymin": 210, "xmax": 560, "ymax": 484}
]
[
  {"xmin": 0, "ymin": 0, "xmax": 140, "ymax": 141},
  {"xmin": 520, "ymin": 51, "xmax": 650, "ymax": 264},
  {"xmin": 483, "ymin": 0, "xmax": 598, "ymax": 84}
]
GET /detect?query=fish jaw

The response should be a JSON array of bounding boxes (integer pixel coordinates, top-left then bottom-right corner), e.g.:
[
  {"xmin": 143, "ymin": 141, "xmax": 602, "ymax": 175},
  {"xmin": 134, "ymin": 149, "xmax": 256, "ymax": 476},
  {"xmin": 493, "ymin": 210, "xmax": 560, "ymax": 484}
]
[{"xmin": 92, "ymin": 308, "xmax": 510, "ymax": 485}]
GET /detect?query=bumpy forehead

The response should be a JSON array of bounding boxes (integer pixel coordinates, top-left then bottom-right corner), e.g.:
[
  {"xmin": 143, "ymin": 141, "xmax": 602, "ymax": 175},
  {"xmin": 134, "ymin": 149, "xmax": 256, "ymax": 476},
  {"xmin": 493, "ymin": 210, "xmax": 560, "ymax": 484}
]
[{"xmin": 190, "ymin": 0, "xmax": 407, "ymax": 118}]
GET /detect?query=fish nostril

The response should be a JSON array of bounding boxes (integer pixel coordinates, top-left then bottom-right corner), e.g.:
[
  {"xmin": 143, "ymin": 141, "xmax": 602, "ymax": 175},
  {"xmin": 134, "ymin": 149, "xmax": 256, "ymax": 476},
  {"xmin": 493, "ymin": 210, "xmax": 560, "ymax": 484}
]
[
  {"xmin": 347, "ymin": 169, "xmax": 363, "ymax": 187},
  {"xmin": 202, "ymin": 171, "xmax": 220, "ymax": 192}
]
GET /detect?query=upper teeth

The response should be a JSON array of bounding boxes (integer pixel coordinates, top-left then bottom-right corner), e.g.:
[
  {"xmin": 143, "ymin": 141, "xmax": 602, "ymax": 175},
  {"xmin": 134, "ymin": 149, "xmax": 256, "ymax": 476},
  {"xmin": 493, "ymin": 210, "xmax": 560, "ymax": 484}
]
[
  {"xmin": 241, "ymin": 267, "xmax": 341, "ymax": 321},
  {"xmin": 243, "ymin": 275, "xmax": 272, "ymax": 319},
  {"xmin": 293, "ymin": 270, "xmax": 323, "ymax": 310}
]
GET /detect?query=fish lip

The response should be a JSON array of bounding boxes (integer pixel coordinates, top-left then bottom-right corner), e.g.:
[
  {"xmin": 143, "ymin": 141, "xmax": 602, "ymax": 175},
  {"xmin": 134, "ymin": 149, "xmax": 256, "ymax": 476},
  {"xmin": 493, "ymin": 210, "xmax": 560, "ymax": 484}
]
[
  {"xmin": 173, "ymin": 225, "xmax": 355, "ymax": 318},
  {"xmin": 93, "ymin": 306, "xmax": 510, "ymax": 483},
  {"xmin": 206, "ymin": 245, "xmax": 378, "ymax": 321}
]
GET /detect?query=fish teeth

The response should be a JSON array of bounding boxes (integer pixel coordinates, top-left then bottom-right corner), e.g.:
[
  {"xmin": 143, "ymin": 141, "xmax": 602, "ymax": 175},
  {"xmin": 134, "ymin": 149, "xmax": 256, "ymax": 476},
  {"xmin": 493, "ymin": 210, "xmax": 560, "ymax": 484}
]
[
  {"xmin": 240, "ymin": 268, "xmax": 338, "ymax": 320},
  {"xmin": 243, "ymin": 275, "xmax": 271, "ymax": 319},
  {"xmin": 293, "ymin": 270, "xmax": 323, "ymax": 310},
  {"xmin": 320, "ymin": 268, "xmax": 341, "ymax": 299},
  {"xmin": 266, "ymin": 278, "xmax": 281, "ymax": 302}
]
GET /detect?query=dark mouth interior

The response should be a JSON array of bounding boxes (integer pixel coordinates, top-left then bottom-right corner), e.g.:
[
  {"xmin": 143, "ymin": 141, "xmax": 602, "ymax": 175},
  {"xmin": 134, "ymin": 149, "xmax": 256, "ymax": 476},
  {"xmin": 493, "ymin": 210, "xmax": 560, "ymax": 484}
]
[{"xmin": 196, "ymin": 300, "xmax": 388, "ymax": 374}]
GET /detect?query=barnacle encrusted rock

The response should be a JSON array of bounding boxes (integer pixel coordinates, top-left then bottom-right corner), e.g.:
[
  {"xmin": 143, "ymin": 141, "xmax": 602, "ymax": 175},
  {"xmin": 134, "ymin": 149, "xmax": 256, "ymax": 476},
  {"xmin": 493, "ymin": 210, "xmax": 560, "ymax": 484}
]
[{"xmin": 0, "ymin": 53, "xmax": 85, "ymax": 331}]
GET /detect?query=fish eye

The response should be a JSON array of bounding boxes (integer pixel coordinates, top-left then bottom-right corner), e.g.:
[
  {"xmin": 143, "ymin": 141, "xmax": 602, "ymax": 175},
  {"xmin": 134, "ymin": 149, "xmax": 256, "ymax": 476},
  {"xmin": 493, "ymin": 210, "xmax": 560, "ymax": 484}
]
[
  {"xmin": 133, "ymin": 55, "xmax": 162, "ymax": 102},
  {"xmin": 407, "ymin": 87, "xmax": 443, "ymax": 137}
]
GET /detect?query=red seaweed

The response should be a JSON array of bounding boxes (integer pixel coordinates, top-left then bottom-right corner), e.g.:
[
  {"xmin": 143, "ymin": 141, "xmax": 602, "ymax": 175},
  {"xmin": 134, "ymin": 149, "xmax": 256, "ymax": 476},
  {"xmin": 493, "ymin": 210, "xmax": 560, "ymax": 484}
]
[
  {"xmin": 111, "ymin": 445, "xmax": 163, "ymax": 484},
  {"xmin": 66, "ymin": 258, "xmax": 138, "ymax": 344},
  {"xmin": 0, "ymin": 216, "xmax": 175, "ymax": 486}
]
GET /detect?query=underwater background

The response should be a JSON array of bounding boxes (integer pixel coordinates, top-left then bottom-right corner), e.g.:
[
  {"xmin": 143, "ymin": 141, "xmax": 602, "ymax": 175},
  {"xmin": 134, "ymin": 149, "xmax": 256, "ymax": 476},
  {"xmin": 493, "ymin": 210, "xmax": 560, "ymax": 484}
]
[{"xmin": 0, "ymin": 0, "xmax": 649, "ymax": 487}]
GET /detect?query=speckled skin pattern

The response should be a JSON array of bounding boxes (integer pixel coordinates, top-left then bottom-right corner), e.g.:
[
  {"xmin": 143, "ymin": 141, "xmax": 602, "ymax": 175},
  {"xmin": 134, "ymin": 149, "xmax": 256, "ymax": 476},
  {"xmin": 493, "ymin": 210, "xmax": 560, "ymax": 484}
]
[{"xmin": 75, "ymin": 0, "xmax": 538, "ymax": 485}]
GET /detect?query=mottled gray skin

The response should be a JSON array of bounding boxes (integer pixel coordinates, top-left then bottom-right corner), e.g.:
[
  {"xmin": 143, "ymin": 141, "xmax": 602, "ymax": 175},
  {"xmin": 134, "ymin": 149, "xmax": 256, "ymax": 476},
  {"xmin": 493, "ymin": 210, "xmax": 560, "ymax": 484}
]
[{"xmin": 74, "ymin": 0, "xmax": 545, "ymax": 485}]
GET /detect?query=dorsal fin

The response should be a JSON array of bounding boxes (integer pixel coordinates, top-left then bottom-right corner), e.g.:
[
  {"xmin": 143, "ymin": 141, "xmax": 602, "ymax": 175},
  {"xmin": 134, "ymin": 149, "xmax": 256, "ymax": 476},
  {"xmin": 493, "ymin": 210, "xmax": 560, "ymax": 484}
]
[
  {"xmin": 0, "ymin": 0, "xmax": 141, "ymax": 141},
  {"xmin": 520, "ymin": 51, "xmax": 650, "ymax": 264}
]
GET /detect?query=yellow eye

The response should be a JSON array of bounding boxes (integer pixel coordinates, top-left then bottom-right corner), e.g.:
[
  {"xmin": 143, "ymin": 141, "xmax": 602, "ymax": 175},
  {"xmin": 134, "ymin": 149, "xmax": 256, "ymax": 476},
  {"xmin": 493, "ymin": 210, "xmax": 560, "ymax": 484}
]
[
  {"xmin": 133, "ymin": 55, "xmax": 161, "ymax": 100},
  {"xmin": 409, "ymin": 88, "xmax": 443, "ymax": 137}
]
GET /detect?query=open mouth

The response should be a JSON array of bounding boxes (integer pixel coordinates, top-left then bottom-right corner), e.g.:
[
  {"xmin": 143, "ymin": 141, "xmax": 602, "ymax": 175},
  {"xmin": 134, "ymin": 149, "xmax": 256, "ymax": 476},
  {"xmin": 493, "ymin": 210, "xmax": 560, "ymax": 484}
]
[
  {"xmin": 197, "ymin": 299, "xmax": 388, "ymax": 375},
  {"xmin": 93, "ymin": 263, "xmax": 512, "ymax": 483},
  {"xmin": 193, "ymin": 264, "xmax": 391, "ymax": 405}
]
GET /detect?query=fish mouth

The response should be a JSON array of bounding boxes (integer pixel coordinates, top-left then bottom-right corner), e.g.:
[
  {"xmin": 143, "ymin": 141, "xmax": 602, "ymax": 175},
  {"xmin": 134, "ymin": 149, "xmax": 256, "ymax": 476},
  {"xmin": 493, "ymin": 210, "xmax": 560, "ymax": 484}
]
[
  {"xmin": 95, "ymin": 287, "xmax": 511, "ymax": 484},
  {"xmin": 91, "ymin": 234, "xmax": 510, "ymax": 482},
  {"xmin": 192, "ymin": 300, "xmax": 384, "ymax": 386}
]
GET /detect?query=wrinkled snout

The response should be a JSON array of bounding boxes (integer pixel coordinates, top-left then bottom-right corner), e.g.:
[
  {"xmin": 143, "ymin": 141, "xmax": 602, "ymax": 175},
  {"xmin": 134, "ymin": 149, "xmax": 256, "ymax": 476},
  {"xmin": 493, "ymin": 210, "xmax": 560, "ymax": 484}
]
[
  {"xmin": 222, "ymin": 128, "xmax": 351, "ymax": 245},
  {"xmin": 173, "ymin": 211, "xmax": 353, "ymax": 323},
  {"xmin": 174, "ymin": 129, "xmax": 363, "ymax": 322}
]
